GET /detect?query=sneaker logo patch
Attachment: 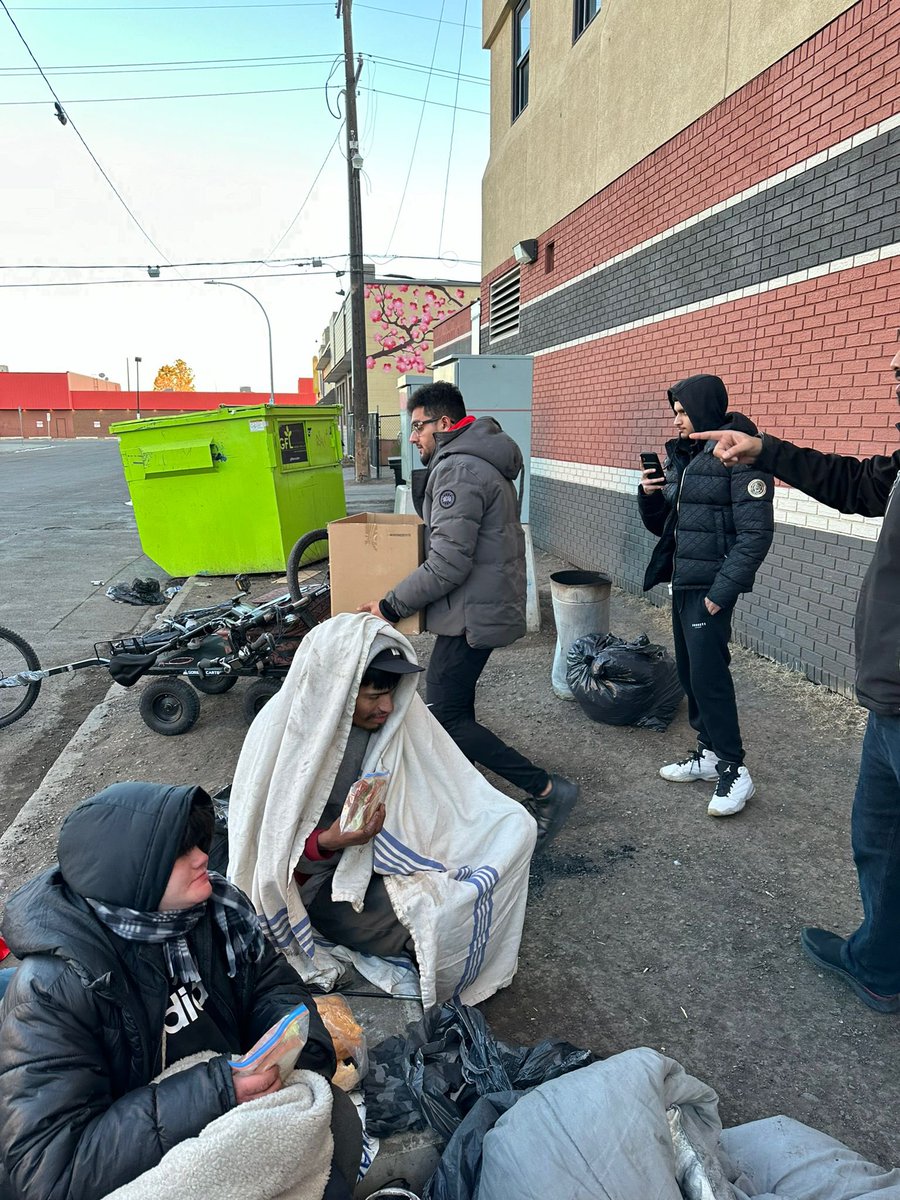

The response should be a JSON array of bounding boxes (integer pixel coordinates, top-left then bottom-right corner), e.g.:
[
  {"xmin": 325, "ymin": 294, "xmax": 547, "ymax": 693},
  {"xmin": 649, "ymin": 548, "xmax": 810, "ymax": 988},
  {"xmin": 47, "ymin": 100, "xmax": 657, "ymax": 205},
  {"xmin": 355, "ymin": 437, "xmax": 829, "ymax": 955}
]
[
  {"xmin": 438, "ymin": 489, "xmax": 456, "ymax": 508},
  {"xmin": 747, "ymin": 478, "xmax": 767, "ymax": 498}
]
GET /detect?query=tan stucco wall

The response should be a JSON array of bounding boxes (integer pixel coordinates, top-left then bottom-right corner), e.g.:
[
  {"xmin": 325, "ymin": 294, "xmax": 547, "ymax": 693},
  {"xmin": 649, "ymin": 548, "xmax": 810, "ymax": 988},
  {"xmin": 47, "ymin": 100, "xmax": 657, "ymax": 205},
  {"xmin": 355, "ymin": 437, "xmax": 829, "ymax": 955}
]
[{"xmin": 482, "ymin": 0, "xmax": 859, "ymax": 273}]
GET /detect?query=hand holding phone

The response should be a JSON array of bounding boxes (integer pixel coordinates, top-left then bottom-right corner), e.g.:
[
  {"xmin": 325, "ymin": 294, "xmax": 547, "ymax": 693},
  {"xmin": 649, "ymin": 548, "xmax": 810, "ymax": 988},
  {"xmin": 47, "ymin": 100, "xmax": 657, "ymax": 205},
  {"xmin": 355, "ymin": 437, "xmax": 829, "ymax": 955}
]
[{"xmin": 640, "ymin": 452, "xmax": 665, "ymax": 494}]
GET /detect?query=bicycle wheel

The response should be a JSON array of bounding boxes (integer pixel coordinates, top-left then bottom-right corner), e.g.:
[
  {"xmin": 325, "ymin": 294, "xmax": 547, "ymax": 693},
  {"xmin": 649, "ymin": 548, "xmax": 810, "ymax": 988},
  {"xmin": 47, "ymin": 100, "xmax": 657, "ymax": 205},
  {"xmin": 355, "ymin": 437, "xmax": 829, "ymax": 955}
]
[
  {"xmin": 0, "ymin": 626, "xmax": 42, "ymax": 729},
  {"xmin": 287, "ymin": 527, "xmax": 330, "ymax": 608}
]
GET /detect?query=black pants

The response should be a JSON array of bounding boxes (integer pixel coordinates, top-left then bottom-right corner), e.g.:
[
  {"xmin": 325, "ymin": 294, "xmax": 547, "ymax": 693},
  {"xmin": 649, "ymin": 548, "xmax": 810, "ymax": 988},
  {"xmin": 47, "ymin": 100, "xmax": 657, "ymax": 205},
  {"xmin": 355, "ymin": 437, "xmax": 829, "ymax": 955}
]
[
  {"xmin": 671, "ymin": 590, "xmax": 744, "ymax": 765},
  {"xmin": 426, "ymin": 633, "xmax": 550, "ymax": 796},
  {"xmin": 306, "ymin": 873, "xmax": 415, "ymax": 961}
]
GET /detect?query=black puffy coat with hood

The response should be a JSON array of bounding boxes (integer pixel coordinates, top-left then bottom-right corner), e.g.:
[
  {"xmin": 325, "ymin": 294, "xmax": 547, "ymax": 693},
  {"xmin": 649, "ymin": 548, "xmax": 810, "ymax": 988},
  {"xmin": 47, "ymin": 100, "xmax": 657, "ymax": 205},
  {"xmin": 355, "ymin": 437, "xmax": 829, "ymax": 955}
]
[
  {"xmin": 0, "ymin": 783, "xmax": 334, "ymax": 1200},
  {"xmin": 638, "ymin": 375, "xmax": 775, "ymax": 609}
]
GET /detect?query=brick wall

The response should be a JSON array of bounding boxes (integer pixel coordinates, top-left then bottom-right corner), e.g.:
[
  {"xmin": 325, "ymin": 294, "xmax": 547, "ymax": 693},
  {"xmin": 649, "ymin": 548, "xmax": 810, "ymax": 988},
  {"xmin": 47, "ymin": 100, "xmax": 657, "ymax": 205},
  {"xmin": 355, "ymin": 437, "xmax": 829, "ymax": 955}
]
[{"xmin": 481, "ymin": 0, "xmax": 900, "ymax": 695}]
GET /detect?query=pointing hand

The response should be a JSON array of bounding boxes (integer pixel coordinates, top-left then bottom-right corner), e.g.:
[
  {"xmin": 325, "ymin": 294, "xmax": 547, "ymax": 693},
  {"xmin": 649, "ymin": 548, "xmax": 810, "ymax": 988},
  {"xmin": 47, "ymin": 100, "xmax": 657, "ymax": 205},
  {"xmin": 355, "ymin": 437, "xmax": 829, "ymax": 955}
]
[{"xmin": 691, "ymin": 430, "xmax": 763, "ymax": 465}]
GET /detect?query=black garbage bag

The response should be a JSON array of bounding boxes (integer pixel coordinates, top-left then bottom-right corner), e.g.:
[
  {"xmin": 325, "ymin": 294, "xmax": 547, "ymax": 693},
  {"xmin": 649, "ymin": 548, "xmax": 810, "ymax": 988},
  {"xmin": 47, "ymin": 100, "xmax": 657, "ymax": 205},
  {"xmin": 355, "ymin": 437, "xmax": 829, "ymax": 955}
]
[
  {"xmin": 362, "ymin": 999, "xmax": 597, "ymax": 1141},
  {"xmin": 567, "ymin": 632, "xmax": 684, "ymax": 732},
  {"xmin": 105, "ymin": 577, "xmax": 166, "ymax": 606}
]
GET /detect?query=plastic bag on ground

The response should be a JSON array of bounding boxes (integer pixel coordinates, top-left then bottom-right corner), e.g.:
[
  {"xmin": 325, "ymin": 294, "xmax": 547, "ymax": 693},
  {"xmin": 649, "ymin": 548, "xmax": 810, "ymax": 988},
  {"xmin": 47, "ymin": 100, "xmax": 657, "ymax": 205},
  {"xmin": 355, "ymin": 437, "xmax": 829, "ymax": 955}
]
[
  {"xmin": 362, "ymin": 998, "xmax": 596, "ymax": 1141},
  {"xmin": 105, "ymin": 577, "xmax": 166, "ymax": 606},
  {"xmin": 567, "ymin": 631, "xmax": 683, "ymax": 731}
]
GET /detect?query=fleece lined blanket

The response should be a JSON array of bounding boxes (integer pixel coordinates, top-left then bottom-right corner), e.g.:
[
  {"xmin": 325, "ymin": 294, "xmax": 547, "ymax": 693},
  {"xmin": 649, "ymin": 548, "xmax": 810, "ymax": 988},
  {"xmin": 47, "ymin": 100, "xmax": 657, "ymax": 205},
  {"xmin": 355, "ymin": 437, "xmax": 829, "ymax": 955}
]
[
  {"xmin": 103, "ymin": 1065, "xmax": 333, "ymax": 1200},
  {"xmin": 228, "ymin": 613, "xmax": 536, "ymax": 1008}
]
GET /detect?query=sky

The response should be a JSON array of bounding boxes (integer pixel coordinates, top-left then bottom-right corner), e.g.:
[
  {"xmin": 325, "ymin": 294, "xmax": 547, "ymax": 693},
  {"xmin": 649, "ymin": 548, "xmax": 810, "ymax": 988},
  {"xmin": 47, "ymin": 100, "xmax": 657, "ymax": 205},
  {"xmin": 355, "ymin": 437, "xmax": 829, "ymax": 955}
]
[{"xmin": 0, "ymin": 0, "xmax": 488, "ymax": 393}]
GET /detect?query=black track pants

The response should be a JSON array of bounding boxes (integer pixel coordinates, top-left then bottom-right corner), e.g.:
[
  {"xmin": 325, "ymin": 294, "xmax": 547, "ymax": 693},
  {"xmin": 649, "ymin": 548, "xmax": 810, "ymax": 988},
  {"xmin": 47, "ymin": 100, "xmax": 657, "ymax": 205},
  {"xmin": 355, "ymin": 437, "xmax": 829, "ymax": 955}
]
[
  {"xmin": 671, "ymin": 589, "xmax": 744, "ymax": 765},
  {"xmin": 425, "ymin": 633, "xmax": 550, "ymax": 797}
]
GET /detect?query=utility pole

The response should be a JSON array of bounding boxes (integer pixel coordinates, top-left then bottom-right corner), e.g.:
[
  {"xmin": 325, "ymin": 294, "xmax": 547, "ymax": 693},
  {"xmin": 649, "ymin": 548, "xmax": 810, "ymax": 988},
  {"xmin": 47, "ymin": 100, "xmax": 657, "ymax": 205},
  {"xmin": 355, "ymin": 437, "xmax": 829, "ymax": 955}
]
[{"xmin": 338, "ymin": 0, "xmax": 370, "ymax": 481}]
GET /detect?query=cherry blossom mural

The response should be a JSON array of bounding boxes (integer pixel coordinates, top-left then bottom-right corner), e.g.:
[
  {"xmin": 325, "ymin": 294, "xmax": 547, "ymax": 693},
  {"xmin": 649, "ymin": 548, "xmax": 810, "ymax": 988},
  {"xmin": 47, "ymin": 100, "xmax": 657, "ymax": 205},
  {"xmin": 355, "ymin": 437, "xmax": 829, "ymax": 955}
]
[{"xmin": 365, "ymin": 282, "xmax": 472, "ymax": 373}]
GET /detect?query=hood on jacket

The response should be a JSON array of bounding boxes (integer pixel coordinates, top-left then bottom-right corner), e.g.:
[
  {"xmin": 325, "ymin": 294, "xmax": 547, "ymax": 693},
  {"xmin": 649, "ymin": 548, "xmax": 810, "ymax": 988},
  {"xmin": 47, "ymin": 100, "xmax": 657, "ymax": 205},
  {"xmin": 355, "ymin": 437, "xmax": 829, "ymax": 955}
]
[
  {"xmin": 667, "ymin": 375, "xmax": 759, "ymax": 447},
  {"xmin": 668, "ymin": 374, "xmax": 728, "ymax": 434},
  {"xmin": 58, "ymin": 782, "xmax": 205, "ymax": 910},
  {"xmin": 432, "ymin": 416, "xmax": 523, "ymax": 482}
]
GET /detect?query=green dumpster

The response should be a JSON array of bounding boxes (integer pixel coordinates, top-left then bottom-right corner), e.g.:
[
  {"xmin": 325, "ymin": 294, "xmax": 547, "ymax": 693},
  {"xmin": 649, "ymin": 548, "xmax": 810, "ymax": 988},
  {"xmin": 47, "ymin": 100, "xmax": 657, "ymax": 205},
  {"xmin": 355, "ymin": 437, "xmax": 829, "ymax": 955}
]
[{"xmin": 109, "ymin": 405, "xmax": 346, "ymax": 575}]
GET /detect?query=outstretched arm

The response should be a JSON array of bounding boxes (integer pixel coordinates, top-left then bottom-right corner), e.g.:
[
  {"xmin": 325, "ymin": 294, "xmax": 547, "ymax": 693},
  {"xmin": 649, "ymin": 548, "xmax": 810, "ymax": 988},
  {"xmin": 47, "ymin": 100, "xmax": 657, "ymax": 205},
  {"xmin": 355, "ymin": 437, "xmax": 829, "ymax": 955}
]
[{"xmin": 693, "ymin": 431, "xmax": 900, "ymax": 518}]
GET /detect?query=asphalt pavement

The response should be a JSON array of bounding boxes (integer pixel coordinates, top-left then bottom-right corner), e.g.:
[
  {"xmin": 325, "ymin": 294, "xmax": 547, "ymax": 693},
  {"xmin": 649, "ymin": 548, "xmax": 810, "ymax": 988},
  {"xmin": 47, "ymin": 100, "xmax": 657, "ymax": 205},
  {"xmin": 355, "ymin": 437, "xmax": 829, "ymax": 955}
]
[{"xmin": 0, "ymin": 439, "xmax": 164, "ymax": 829}]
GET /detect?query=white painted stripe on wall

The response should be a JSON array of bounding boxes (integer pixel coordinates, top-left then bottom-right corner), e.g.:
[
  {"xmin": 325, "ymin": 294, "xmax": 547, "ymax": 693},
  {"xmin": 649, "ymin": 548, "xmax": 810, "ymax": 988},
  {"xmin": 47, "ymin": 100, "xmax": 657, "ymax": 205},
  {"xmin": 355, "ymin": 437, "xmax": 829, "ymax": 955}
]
[
  {"xmin": 524, "ymin": 109, "xmax": 900, "ymax": 311},
  {"xmin": 531, "ymin": 241, "xmax": 900, "ymax": 358},
  {"xmin": 532, "ymin": 457, "xmax": 883, "ymax": 543}
]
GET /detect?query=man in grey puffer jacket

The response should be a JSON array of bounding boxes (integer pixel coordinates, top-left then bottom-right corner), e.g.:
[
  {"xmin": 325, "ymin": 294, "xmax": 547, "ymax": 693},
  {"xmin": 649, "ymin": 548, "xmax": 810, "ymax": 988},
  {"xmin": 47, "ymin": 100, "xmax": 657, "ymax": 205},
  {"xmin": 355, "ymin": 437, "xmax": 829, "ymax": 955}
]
[{"xmin": 359, "ymin": 381, "xmax": 577, "ymax": 848}]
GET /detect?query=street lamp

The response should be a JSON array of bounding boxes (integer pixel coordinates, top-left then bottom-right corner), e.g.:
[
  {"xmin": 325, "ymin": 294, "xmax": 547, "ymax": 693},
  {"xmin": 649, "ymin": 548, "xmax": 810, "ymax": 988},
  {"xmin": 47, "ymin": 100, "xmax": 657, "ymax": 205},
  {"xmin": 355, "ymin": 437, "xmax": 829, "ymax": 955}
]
[
  {"xmin": 134, "ymin": 356, "xmax": 142, "ymax": 420},
  {"xmin": 204, "ymin": 280, "xmax": 275, "ymax": 405}
]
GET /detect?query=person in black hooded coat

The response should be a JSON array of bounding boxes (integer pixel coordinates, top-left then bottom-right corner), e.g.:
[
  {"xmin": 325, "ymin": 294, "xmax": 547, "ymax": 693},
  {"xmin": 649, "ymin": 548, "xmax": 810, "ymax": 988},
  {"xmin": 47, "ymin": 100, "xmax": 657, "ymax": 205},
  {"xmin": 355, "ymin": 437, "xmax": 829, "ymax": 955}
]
[
  {"xmin": 0, "ymin": 782, "xmax": 356, "ymax": 1200},
  {"xmin": 638, "ymin": 374, "xmax": 774, "ymax": 816}
]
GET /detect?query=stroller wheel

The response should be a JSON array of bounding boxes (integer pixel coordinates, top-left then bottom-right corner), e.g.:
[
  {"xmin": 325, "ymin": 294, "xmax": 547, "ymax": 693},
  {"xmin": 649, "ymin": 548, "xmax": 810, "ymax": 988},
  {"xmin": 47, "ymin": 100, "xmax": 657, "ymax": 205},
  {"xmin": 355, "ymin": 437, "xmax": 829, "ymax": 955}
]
[
  {"xmin": 140, "ymin": 678, "xmax": 201, "ymax": 736},
  {"xmin": 242, "ymin": 678, "xmax": 281, "ymax": 724}
]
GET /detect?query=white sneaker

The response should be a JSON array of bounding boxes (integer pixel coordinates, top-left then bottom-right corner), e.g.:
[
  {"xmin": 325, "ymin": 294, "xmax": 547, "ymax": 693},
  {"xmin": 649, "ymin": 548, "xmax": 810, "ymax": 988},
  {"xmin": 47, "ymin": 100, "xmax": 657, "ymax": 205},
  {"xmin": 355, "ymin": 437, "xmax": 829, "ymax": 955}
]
[
  {"xmin": 660, "ymin": 747, "xmax": 719, "ymax": 782},
  {"xmin": 708, "ymin": 764, "xmax": 755, "ymax": 816}
]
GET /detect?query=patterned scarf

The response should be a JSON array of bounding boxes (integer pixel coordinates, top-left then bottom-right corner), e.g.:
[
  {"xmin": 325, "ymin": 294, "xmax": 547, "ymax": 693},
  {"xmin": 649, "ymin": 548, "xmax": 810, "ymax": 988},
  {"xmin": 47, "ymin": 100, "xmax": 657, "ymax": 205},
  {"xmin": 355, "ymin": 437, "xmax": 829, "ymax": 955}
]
[{"xmin": 86, "ymin": 871, "xmax": 266, "ymax": 983}]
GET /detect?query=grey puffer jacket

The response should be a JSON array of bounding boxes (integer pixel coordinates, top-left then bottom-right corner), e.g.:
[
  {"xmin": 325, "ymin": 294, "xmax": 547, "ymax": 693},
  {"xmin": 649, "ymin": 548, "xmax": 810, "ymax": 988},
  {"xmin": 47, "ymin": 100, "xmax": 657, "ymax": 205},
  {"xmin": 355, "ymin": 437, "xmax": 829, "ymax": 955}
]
[
  {"xmin": 0, "ymin": 783, "xmax": 334, "ymax": 1200},
  {"xmin": 383, "ymin": 417, "xmax": 526, "ymax": 648},
  {"xmin": 638, "ymin": 375, "xmax": 774, "ymax": 608}
]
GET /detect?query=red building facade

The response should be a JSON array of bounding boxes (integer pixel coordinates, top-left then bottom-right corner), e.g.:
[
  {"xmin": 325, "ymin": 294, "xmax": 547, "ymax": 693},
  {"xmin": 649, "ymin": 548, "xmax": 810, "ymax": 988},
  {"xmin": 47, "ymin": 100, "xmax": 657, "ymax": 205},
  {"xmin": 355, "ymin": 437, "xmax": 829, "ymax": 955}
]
[{"xmin": 477, "ymin": 0, "xmax": 900, "ymax": 696}]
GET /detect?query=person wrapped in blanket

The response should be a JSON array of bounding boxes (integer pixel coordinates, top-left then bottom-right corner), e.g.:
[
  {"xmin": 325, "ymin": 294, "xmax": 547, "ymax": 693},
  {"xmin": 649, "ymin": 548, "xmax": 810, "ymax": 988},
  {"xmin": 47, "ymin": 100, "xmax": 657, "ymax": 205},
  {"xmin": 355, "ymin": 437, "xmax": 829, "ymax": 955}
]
[
  {"xmin": 0, "ymin": 783, "xmax": 362, "ymax": 1200},
  {"xmin": 293, "ymin": 647, "xmax": 421, "ymax": 960}
]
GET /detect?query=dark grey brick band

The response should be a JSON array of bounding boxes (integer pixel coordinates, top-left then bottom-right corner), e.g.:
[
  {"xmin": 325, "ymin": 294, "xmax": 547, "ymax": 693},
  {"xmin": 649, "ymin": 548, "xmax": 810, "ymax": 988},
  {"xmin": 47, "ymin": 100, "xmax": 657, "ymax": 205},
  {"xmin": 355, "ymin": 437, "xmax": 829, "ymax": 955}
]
[
  {"xmin": 484, "ymin": 125, "xmax": 900, "ymax": 356},
  {"xmin": 533, "ymin": 474, "xmax": 872, "ymax": 697},
  {"xmin": 434, "ymin": 331, "xmax": 472, "ymax": 361}
]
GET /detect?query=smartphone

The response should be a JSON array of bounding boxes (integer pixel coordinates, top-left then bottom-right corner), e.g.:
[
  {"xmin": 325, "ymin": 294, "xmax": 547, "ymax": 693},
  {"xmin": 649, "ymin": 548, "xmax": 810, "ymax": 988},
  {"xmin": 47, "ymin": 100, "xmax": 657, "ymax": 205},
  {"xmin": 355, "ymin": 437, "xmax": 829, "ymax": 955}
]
[{"xmin": 640, "ymin": 452, "xmax": 664, "ymax": 479}]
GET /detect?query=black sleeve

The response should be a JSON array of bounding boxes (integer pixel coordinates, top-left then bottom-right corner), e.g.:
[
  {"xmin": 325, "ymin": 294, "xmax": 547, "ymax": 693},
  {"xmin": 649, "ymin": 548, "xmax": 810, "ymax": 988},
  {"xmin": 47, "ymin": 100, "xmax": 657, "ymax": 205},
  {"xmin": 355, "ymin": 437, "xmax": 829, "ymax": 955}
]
[
  {"xmin": 0, "ymin": 964, "xmax": 234, "ymax": 1200},
  {"xmin": 707, "ymin": 465, "xmax": 775, "ymax": 609},
  {"xmin": 241, "ymin": 941, "xmax": 337, "ymax": 1079},
  {"xmin": 637, "ymin": 485, "xmax": 670, "ymax": 537},
  {"xmin": 757, "ymin": 433, "xmax": 900, "ymax": 518}
]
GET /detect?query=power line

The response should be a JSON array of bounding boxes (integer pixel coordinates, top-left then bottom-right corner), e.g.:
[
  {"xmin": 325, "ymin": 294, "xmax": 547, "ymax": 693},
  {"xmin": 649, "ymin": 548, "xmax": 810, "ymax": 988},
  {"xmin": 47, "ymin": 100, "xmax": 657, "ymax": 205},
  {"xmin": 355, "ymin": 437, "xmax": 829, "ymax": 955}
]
[
  {"xmin": 385, "ymin": 0, "xmax": 447, "ymax": 254},
  {"xmin": 437, "ymin": 0, "xmax": 468, "ymax": 255},
  {"xmin": 0, "ymin": 51, "xmax": 489, "ymax": 85},
  {"xmin": 0, "ymin": 83, "xmax": 488, "ymax": 113},
  {"xmin": 0, "ymin": 0, "xmax": 176, "ymax": 266},
  {"xmin": 7, "ymin": 2, "xmax": 482, "ymax": 28},
  {"xmin": 256, "ymin": 123, "xmax": 344, "ymax": 266},
  {"xmin": 0, "ymin": 269, "xmax": 339, "ymax": 288},
  {"xmin": 0, "ymin": 253, "xmax": 481, "ymax": 270}
]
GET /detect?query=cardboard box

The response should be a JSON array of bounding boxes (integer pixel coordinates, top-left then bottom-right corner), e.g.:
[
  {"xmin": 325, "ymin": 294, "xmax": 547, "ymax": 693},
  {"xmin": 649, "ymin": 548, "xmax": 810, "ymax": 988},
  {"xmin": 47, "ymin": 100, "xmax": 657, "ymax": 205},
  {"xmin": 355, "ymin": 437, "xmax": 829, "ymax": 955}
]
[{"xmin": 328, "ymin": 512, "xmax": 425, "ymax": 634}]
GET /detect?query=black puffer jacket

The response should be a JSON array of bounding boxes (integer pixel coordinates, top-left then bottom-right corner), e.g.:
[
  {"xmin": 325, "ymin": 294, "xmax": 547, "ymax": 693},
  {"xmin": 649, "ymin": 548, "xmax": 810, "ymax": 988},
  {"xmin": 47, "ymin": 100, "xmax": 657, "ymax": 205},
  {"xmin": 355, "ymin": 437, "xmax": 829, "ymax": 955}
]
[
  {"xmin": 0, "ymin": 783, "xmax": 334, "ymax": 1200},
  {"xmin": 639, "ymin": 375, "xmax": 774, "ymax": 608}
]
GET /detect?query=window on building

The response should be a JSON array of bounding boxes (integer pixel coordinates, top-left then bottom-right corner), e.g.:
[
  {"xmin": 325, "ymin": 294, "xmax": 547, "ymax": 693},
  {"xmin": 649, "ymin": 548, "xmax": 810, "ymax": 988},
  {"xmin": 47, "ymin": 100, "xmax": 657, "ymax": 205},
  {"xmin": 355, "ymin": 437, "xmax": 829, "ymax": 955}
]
[
  {"xmin": 489, "ymin": 267, "xmax": 521, "ymax": 341},
  {"xmin": 544, "ymin": 240, "xmax": 555, "ymax": 273},
  {"xmin": 573, "ymin": 0, "xmax": 599, "ymax": 41},
  {"xmin": 512, "ymin": 0, "xmax": 530, "ymax": 121}
]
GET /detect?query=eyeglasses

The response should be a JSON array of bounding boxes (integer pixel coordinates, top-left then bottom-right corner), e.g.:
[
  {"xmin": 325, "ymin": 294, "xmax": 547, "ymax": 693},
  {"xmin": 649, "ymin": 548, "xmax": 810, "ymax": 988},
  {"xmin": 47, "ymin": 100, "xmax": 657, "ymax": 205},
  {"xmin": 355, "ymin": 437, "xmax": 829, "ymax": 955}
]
[{"xmin": 410, "ymin": 418, "xmax": 439, "ymax": 434}]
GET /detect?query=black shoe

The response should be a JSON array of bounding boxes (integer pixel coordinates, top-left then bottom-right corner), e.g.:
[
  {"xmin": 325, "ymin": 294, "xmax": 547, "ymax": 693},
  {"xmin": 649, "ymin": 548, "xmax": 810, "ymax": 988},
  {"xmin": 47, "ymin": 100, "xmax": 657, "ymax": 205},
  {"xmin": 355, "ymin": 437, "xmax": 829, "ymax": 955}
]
[
  {"xmin": 526, "ymin": 774, "xmax": 578, "ymax": 851},
  {"xmin": 800, "ymin": 927, "xmax": 900, "ymax": 1014}
]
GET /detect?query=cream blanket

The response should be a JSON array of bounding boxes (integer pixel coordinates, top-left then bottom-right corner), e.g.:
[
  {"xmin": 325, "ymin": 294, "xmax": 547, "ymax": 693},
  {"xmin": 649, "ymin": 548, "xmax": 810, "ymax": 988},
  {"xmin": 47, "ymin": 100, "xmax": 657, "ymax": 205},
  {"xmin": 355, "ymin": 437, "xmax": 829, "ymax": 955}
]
[
  {"xmin": 103, "ymin": 1066, "xmax": 333, "ymax": 1200},
  {"xmin": 228, "ymin": 612, "xmax": 536, "ymax": 1008}
]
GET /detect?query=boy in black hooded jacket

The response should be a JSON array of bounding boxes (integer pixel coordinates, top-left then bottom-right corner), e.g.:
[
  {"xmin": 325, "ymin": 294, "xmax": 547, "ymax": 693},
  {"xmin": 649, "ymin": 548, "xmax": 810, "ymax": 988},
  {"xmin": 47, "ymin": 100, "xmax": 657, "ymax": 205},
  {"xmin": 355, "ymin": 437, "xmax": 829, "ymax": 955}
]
[
  {"xmin": 0, "ymin": 782, "xmax": 361, "ymax": 1200},
  {"xmin": 638, "ymin": 374, "xmax": 774, "ymax": 816}
]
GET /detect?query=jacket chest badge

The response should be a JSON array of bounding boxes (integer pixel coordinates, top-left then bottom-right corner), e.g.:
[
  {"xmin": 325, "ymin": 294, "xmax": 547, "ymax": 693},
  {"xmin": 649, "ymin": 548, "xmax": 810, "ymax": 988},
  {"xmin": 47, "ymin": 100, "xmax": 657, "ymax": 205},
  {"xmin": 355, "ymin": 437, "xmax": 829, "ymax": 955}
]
[
  {"xmin": 438, "ymin": 489, "xmax": 456, "ymax": 508},
  {"xmin": 747, "ymin": 478, "xmax": 767, "ymax": 498}
]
